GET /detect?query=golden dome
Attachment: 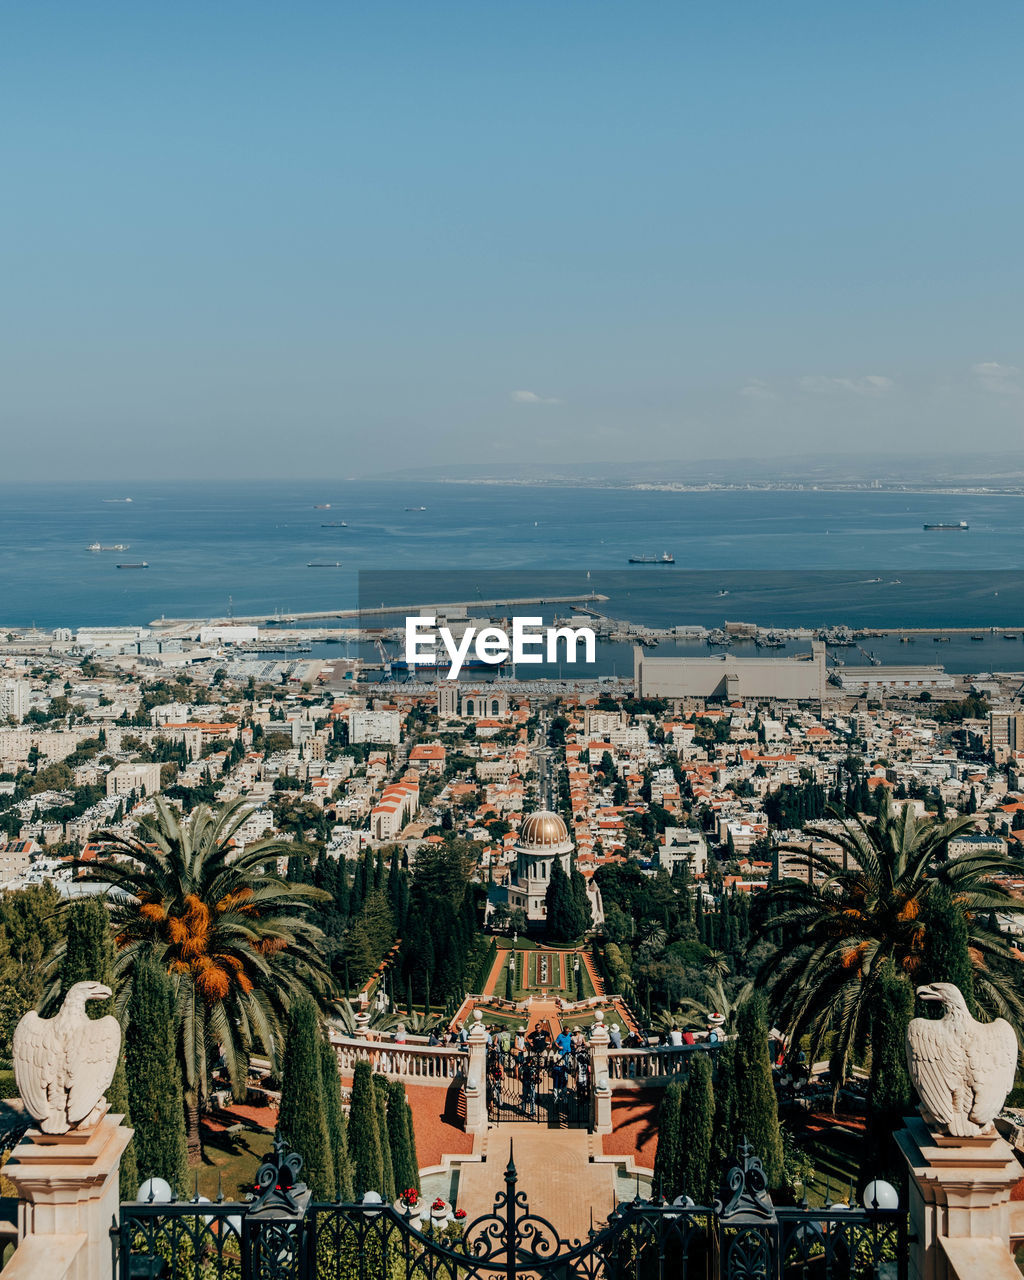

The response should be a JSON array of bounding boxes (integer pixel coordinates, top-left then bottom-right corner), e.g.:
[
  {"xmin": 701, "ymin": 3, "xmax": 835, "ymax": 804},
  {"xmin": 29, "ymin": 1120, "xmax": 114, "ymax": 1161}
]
[{"xmin": 518, "ymin": 810, "xmax": 570, "ymax": 850}]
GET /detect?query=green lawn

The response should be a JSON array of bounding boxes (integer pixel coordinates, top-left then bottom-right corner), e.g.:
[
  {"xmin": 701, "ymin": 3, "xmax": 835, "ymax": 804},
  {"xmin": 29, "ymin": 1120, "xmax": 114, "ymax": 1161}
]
[
  {"xmin": 196, "ymin": 1126, "xmax": 275, "ymax": 1201},
  {"xmin": 503, "ymin": 949, "xmax": 597, "ymax": 1000}
]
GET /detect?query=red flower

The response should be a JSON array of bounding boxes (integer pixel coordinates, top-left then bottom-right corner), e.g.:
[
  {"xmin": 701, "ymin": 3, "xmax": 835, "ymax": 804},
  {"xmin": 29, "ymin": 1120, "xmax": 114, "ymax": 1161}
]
[
  {"xmin": 431, "ymin": 1197, "xmax": 446, "ymax": 1212},
  {"xmin": 454, "ymin": 1209, "xmax": 466, "ymax": 1220}
]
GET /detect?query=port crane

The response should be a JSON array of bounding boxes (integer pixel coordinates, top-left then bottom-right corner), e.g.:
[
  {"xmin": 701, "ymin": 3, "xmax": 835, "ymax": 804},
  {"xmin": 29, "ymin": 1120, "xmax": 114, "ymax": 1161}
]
[{"xmin": 374, "ymin": 638, "xmax": 410, "ymax": 683}]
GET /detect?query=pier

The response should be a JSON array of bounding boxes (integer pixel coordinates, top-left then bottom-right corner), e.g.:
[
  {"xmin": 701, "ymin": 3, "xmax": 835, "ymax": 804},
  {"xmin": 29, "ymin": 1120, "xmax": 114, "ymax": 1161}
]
[{"xmin": 148, "ymin": 593, "xmax": 608, "ymax": 632}]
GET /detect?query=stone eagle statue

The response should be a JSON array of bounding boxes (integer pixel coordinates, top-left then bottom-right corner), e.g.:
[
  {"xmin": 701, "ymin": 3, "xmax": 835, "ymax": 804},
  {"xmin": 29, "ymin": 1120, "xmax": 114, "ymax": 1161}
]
[
  {"xmin": 13, "ymin": 981, "xmax": 121, "ymax": 1135},
  {"xmin": 905, "ymin": 982, "xmax": 1018, "ymax": 1138}
]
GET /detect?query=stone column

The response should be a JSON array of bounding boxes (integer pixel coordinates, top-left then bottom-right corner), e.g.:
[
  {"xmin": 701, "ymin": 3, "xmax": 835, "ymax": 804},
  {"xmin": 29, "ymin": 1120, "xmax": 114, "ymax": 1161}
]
[
  {"xmin": 895, "ymin": 1114, "xmax": 1022, "ymax": 1280},
  {"xmin": 589, "ymin": 1010, "xmax": 612, "ymax": 1135},
  {"xmin": 464, "ymin": 1010, "xmax": 488, "ymax": 1135},
  {"xmin": 4, "ymin": 1112, "xmax": 134, "ymax": 1280}
]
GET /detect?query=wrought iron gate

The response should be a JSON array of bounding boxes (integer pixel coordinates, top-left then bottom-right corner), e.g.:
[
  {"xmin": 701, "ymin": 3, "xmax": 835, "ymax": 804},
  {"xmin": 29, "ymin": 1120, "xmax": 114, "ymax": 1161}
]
[
  {"xmin": 117, "ymin": 1138, "xmax": 908, "ymax": 1280},
  {"xmin": 486, "ymin": 1047, "xmax": 591, "ymax": 1126}
]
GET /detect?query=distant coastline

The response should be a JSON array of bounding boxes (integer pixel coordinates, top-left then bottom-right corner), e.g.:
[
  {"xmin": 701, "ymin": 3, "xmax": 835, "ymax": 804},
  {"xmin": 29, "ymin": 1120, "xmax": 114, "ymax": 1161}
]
[{"xmin": 423, "ymin": 476, "xmax": 1024, "ymax": 497}]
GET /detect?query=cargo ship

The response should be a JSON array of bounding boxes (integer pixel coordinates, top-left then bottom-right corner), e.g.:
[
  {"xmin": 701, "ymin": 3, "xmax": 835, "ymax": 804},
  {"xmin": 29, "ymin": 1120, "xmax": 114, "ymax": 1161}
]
[
  {"xmin": 628, "ymin": 552, "xmax": 675, "ymax": 564},
  {"xmin": 321, "ymin": 521, "xmax": 347, "ymax": 527},
  {"xmin": 923, "ymin": 521, "xmax": 968, "ymax": 531},
  {"xmin": 307, "ymin": 561, "xmax": 342, "ymax": 567},
  {"xmin": 116, "ymin": 562, "xmax": 148, "ymax": 569},
  {"xmin": 87, "ymin": 543, "xmax": 129, "ymax": 551}
]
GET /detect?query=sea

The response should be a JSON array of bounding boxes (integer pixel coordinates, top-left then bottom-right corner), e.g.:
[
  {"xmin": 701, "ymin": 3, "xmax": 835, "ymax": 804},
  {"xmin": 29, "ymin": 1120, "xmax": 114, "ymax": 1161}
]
[{"xmin": 2, "ymin": 480, "xmax": 1024, "ymax": 676}]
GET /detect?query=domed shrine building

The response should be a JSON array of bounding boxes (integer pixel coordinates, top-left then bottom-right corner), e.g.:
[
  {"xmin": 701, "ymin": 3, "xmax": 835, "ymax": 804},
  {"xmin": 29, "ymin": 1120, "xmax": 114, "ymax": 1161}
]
[{"xmin": 500, "ymin": 809, "xmax": 603, "ymax": 927}]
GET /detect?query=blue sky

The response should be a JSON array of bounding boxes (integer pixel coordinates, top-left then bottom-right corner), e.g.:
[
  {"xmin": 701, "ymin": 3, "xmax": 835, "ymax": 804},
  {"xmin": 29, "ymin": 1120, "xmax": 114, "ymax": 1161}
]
[{"xmin": 2, "ymin": 1, "xmax": 1022, "ymax": 480}]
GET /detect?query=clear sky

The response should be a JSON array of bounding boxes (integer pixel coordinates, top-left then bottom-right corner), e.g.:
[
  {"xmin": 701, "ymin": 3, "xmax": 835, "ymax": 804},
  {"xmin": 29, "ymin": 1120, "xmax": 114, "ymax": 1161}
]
[{"xmin": 2, "ymin": 1, "xmax": 1022, "ymax": 480}]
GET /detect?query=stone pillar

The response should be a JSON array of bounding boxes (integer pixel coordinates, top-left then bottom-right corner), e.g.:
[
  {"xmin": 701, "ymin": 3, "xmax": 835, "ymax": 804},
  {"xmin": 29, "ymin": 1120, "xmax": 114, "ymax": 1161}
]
[
  {"xmin": 4, "ymin": 1112, "xmax": 134, "ymax": 1280},
  {"xmin": 355, "ymin": 1011, "xmax": 370, "ymax": 1039},
  {"xmin": 895, "ymin": 1114, "xmax": 1022, "ymax": 1280},
  {"xmin": 589, "ymin": 1010, "xmax": 612, "ymax": 1135},
  {"xmin": 464, "ymin": 1009, "xmax": 488, "ymax": 1135}
]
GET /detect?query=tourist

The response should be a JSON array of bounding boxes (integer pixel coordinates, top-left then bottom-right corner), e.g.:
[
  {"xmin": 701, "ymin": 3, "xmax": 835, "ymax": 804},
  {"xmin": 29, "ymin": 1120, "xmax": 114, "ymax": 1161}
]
[
  {"xmin": 394, "ymin": 1022, "xmax": 407, "ymax": 1044},
  {"xmin": 555, "ymin": 1028, "xmax": 571, "ymax": 1059},
  {"xmin": 522, "ymin": 1057, "xmax": 537, "ymax": 1116},
  {"xmin": 608, "ymin": 1023, "xmax": 622, "ymax": 1049},
  {"xmin": 457, "ymin": 1022, "xmax": 468, "ymax": 1049},
  {"xmin": 669, "ymin": 1024, "xmax": 683, "ymax": 1047},
  {"xmin": 428, "ymin": 1029, "xmax": 440, "ymax": 1047},
  {"xmin": 499, "ymin": 1026, "xmax": 512, "ymax": 1055},
  {"xmin": 552, "ymin": 1056, "xmax": 568, "ymax": 1103},
  {"xmin": 682, "ymin": 1029, "xmax": 696, "ymax": 1046},
  {"xmin": 513, "ymin": 1026, "xmax": 526, "ymax": 1076},
  {"xmin": 571, "ymin": 1028, "xmax": 585, "ymax": 1055}
]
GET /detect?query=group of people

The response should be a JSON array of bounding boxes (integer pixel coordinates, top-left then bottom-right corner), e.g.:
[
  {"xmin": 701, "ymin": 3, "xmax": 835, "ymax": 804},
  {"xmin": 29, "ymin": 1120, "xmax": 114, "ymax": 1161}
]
[{"xmin": 480, "ymin": 1023, "xmax": 594, "ymax": 1115}]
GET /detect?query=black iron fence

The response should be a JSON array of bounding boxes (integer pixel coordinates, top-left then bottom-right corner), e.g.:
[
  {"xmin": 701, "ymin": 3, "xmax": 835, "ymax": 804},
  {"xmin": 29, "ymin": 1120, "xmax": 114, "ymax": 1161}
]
[{"xmin": 116, "ymin": 1138, "xmax": 906, "ymax": 1280}]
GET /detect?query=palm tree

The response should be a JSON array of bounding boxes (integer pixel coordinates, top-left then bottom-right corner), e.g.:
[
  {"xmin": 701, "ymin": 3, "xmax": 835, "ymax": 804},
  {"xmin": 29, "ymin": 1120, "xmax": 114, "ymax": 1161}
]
[
  {"xmin": 702, "ymin": 949, "xmax": 732, "ymax": 982},
  {"xmin": 75, "ymin": 797, "xmax": 333, "ymax": 1158},
  {"xmin": 673, "ymin": 973, "xmax": 753, "ymax": 1034},
  {"xmin": 330, "ymin": 998, "xmax": 445, "ymax": 1036},
  {"xmin": 758, "ymin": 797, "xmax": 1024, "ymax": 1089}
]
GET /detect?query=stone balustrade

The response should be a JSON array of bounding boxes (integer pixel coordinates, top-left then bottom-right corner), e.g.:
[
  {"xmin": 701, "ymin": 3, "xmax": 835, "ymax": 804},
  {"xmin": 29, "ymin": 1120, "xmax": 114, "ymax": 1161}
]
[
  {"xmin": 607, "ymin": 1042, "xmax": 720, "ymax": 1085},
  {"xmin": 330, "ymin": 1033, "xmax": 465, "ymax": 1086}
]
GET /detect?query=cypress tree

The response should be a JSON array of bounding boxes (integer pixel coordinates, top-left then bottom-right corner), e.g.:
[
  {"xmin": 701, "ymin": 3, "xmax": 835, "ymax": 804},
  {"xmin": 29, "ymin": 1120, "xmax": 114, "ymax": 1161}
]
[
  {"xmin": 125, "ymin": 956, "xmax": 188, "ymax": 1195},
  {"xmin": 711, "ymin": 1041, "xmax": 738, "ymax": 1181},
  {"xmin": 733, "ymin": 993, "xmax": 784, "ymax": 1188},
  {"xmin": 374, "ymin": 1075, "xmax": 396, "ymax": 1201},
  {"xmin": 319, "ymin": 1036, "xmax": 353, "ymax": 1200},
  {"xmin": 678, "ymin": 1052, "xmax": 714, "ymax": 1204},
  {"xmin": 59, "ymin": 898, "xmax": 137, "ymax": 1196},
  {"xmin": 652, "ymin": 1079, "xmax": 683, "ymax": 1200},
  {"xmin": 387, "ymin": 1080, "xmax": 419, "ymax": 1195},
  {"xmin": 861, "ymin": 960, "xmax": 914, "ymax": 1189},
  {"xmin": 403, "ymin": 1093, "xmax": 420, "ymax": 1193},
  {"xmin": 348, "ymin": 1061, "xmax": 384, "ymax": 1197},
  {"xmin": 570, "ymin": 863, "xmax": 593, "ymax": 934},
  {"xmin": 278, "ymin": 995, "xmax": 335, "ymax": 1199},
  {"xmin": 920, "ymin": 885, "xmax": 977, "ymax": 1016}
]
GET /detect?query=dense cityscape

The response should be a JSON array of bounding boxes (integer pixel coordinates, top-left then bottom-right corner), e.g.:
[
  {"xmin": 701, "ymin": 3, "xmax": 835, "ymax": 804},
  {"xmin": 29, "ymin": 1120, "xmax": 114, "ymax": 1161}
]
[{"xmin": 1, "ymin": 605, "xmax": 1023, "ymax": 1275}]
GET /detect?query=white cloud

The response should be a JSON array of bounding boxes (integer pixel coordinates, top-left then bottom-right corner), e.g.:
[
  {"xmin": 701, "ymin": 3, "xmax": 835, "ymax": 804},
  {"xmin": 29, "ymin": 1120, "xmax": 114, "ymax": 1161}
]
[
  {"xmin": 971, "ymin": 361, "xmax": 1021, "ymax": 395},
  {"xmin": 798, "ymin": 374, "xmax": 893, "ymax": 397},
  {"xmin": 739, "ymin": 379, "xmax": 777, "ymax": 401},
  {"xmin": 511, "ymin": 389, "xmax": 561, "ymax": 405}
]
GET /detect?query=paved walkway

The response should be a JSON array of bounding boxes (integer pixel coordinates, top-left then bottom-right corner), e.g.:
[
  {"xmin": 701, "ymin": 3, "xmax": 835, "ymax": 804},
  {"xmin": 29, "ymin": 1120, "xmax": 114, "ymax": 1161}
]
[
  {"xmin": 457, "ymin": 1126, "xmax": 617, "ymax": 1241},
  {"xmin": 481, "ymin": 948, "xmax": 509, "ymax": 997}
]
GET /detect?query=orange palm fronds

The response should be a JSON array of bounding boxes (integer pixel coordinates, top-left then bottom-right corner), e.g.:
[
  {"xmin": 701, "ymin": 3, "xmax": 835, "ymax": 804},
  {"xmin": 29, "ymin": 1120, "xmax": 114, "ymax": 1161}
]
[{"xmin": 840, "ymin": 940, "xmax": 870, "ymax": 973}]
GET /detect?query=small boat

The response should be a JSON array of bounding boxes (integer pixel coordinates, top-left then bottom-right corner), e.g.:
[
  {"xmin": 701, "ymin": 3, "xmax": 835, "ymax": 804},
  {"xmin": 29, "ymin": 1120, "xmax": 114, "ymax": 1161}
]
[
  {"xmin": 307, "ymin": 561, "xmax": 342, "ymax": 567},
  {"xmin": 1004, "ymin": 634, "xmax": 1019, "ymax": 640},
  {"xmin": 116, "ymin": 562, "xmax": 148, "ymax": 569},
  {"xmin": 933, "ymin": 636, "xmax": 950, "ymax": 643},
  {"xmin": 87, "ymin": 543, "xmax": 129, "ymax": 551},
  {"xmin": 971, "ymin": 635, "xmax": 985, "ymax": 641}
]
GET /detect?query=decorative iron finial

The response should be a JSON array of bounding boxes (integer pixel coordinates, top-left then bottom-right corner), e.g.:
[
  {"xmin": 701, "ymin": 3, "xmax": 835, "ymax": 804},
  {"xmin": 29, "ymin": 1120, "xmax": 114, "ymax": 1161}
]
[
  {"xmin": 715, "ymin": 1136, "xmax": 776, "ymax": 1223},
  {"xmin": 250, "ymin": 1134, "xmax": 307, "ymax": 1214}
]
